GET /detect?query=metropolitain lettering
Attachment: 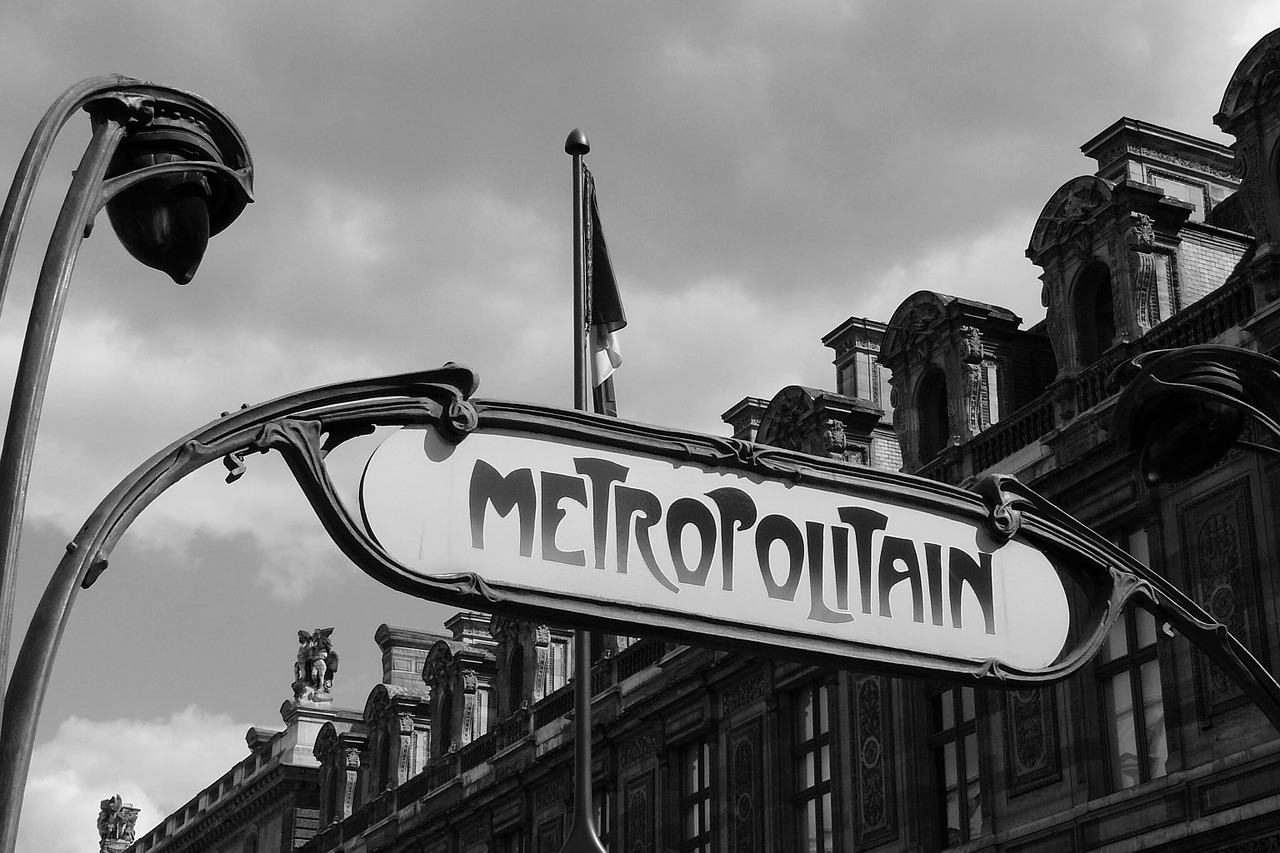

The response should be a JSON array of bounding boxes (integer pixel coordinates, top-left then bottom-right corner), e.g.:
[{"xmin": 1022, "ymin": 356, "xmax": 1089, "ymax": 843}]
[{"xmin": 468, "ymin": 456, "xmax": 996, "ymax": 634}]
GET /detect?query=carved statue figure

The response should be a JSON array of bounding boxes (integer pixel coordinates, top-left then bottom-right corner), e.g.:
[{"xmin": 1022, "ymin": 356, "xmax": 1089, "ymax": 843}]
[
  {"xmin": 293, "ymin": 627, "xmax": 340, "ymax": 701},
  {"xmin": 97, "ymin": 795, "xmax": 139, "ymax": 853},
  {"xmin": 822, "ymin": 418, "xmax": 846, "ymax": 457}
]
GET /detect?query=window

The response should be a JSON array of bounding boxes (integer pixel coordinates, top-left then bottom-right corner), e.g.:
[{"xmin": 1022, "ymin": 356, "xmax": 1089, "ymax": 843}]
[
  {"xmin": 593, "ymin": 788, "xmax": 612, "ymax": 848},
  {"xmin": 1098, "ymin": 530, "xmax": 1168, "ymax": 791},
  {"xmin": 1150, "ymin": 173, "xmax": 1206, "ymax": 221},
  {"xmin": 547, "ymin": 637, "xmax": 571, "ymax": 695},
  {"xmin": 325, "ymin": 767, "xmax": 341, "ymax": 824},
  {"xmin": 496, "ymin": 830, "xmax": 524, "ymax": 853},
  {"xmin": 476, "ymin": 685, "xmax": 493, "ymax": 738},
  {"xmin": 507, "ymin": 646, "xmax": 525, "ymax": 712},
  {"xmin": 1073, "ymin": 261, "xmax": 1116, "ymax": 366},
  {"xmin": 793, "ymin": 682, "xmax": 834, "ymax": 852},
  {"xmin": 984, "ymin": 363, "xmax": 1001, "ymax": 426},
  {"xmin": 679, "ymin": 739, "xmax": 714, "ymax": 852},
  {"xmin": 437, "ymin": 690, "xmax": 455, "ymax": 755},
  {"xmin": 917, "ymin": 367, "xmax": 949, "ymax": 462},
  {"xmin": 929, "ymin": 686, "xmax": 982, "ymax": 847},
  {"xmin": 1098, "ymin": 606, "xmax": 1168, "ymax": 790}
]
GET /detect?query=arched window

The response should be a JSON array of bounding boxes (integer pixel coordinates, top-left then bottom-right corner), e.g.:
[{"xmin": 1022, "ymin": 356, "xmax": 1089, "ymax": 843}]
[
  {"xmin": 507, "ymin": 646, "xmax": 525, "ymax": 714},
  {"xmin": 377, "ymin": 733, "xmax": 392, "ymax": 792},
  {"xmin": 1074, "ymin": 262, "xmax": 1116, "ymax": 366},
  {"xmin": 917, "ymin": 367, "xmax": 949, "ymax": 463},
  {"xmin": 325, "ymin": 768, "xmax": 340, "ymax": 824},
  {"xmin": 437, "ymin": 690, "xmax": 454, "ymax": 756}
]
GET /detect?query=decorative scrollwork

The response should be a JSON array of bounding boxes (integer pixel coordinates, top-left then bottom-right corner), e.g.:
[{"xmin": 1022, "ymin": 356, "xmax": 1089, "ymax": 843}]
[{"xmin": 972, "ymin": 474, "xmax": 1029, "ymax": 543}]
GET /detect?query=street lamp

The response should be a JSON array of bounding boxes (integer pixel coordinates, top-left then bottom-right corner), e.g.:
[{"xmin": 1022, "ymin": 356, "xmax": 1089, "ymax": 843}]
[
  {"xmin": 1103, "ymin": 341, "xmax": 1280, "ymax": 732},
  {"xmin": 0, "ymin": 76, "xmax": 251, "ymax": 853},
  {"xmin": 1110, "ymin": 344, "xmax": 1280, "ymax": 484}
]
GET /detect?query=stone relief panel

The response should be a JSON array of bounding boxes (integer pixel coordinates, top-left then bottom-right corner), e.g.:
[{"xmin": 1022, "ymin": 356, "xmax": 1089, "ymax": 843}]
[
  {"xmin": 1002, "ymin": 687, "xmax": 1062, "ymax": 796},
  {"xmin": 851, "ymin": 675, "xmax": 898, "ymax": 846},
  {"xmin": 728, "ymin": 719, "xmax": 763, "ymax": 853},
  {"xmin": 1177, "ymin": 477, "xmax": 1269, "ymax": 720},
  {"xmin": 536, "ymin": 816, "xmax": 563, "ymax": 853},
  {"xmin": 623, "ymin": 769, "xmax": 656, "ymax": 853}
]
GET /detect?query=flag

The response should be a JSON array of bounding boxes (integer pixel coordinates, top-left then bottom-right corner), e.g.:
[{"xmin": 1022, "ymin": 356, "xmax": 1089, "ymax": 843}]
[{"xmin": 584, "ymin": 166, "xmax": 626, "ymax": 390}]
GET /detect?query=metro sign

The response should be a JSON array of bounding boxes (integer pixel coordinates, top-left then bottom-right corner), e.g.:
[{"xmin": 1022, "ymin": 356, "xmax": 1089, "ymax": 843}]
[{"xmin": 356, "ymin": 397, "xmax": 1107, "ymax": 684}]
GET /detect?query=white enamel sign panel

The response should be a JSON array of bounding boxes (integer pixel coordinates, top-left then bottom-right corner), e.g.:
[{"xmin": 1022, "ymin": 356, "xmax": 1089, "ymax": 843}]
[{"xmin": 360, "ymin": 427, "xmax": 1070, "ymax": 669}]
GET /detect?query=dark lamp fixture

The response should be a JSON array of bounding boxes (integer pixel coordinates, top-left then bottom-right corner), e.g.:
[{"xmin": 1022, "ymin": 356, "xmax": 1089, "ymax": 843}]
[
  {"xmin": 1130, "ymin": 392, "xmax": 1243, "ymax": 485},
  {"xmin": 1110, "ymin": 345, "xmax": 1280, "ymax": 486},
  {"xmin": 104, "ymin": 115, "xmax": 244, "ymax": 284}
]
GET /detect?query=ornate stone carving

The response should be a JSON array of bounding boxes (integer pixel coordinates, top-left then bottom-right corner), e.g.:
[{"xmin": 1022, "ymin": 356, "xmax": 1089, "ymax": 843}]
[
  {"xmin": 1126, "ymin": 212, "xmax": 1155, "ymax": 249},
  {"xmin": 1029, "ymin": 177, "xmax": 1110, "ymax": 258},
  {"xmin": 822, "ymin": 418, "xmax": 846, "ymax": 458},
  {"xmin": 460, "ymin": 669, "xmax": 479, "ymax": 745},
  {"xmin": 535, "ymin": 774, "xmax": 571, "ymax": 812},
  {"xmin": 721, "ymin": 670, "xmax": 767, "ymax": 716},
  {"xmin": 423, "ymin": 644, "xmax": 454, "ymax": 690},
  {"xmin": 623, "ymin": 770, "xmax": 655, "ymax": 853},
  {"xmin": 1237, "ymin": 136, "xmax": 1271, "ymax": 243},
  {"xmin": 340, "ymin": 747, "xmax": 361, "ymax": 820},
  {"xmin": 959, "ymin": 326, "xmax": 984, "ymax": 364},
  {"xmin": 1178, "ymin": 478, "xmax": 1269, "ymax": 720},
  {"xmin": 1128, "ymin": 247, "xmax": 1158, "ymax": 333},
  {"xmin": 536, "ymin": 816, "xmax": 564, "ymax": 852},
  {"xmin": 621, "ymin": 730, "xmax": 659, "ymax": 766},
  {"xmin": 534, "ymin": 626, "xmax": 551, "ymax": 701},
  {"xmin": 1002, "ymin": 687, "xmax": 1061, "ymax": 795},
  {"xmin": 728, "ymin": 721, "xmax": 762, "ymax": 853},
  {"xmin": 97, "ymin": 795, "xmax": 140, "ymax": 853},
  {"xmin": 851, "ymin": 676, "xmax": 897, "ymax": 846},
  {"xmin": 964, "ymin": 362, "xmax": 984, "ymax": 433},
  {"xmin": 903, "ymin": 303, "xmax": 942, "ymax": 364},
  {"xmin": 293, "ymin": 627, "xmax": 339, "ymax": 702}
]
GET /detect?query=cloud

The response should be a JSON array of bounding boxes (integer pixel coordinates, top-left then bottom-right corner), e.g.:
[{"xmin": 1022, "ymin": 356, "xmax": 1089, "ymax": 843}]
[{"xmin": 19, "ymin": 707, "xmax": 253, "ymax": 853}]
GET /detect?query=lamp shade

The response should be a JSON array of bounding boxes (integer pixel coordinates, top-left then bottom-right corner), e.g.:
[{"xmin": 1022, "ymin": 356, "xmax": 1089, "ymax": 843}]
[
  {"xmin": 1130, "ymin": 392, "xmax": 1243, "ymax": 485},
  {"xmin": 1111, "ymin": 345, "xmax": 1280, "ymax": 485},
  {"xmin": 106, "ymin": 149, "xmax": 211, "ymax": 284},
  {"xmin": 104, "ymin": 110, "xmax": 247, "ymax": 284}
]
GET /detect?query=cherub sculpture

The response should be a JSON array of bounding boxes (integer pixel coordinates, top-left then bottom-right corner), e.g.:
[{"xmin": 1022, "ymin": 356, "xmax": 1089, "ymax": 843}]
[{"xmin": 292, "ymin": 627, "xmax": 340, "ymax": 701}]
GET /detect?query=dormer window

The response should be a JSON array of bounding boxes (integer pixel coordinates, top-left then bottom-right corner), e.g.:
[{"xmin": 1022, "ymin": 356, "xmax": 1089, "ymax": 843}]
[
  {"xmin": 1074, "ymin": 262, "xmax": 1116, "ymax": 366},
  {"xmin": 437, "ymin": 690, "xmax": 454, "ymax": 755},
  {"xmin": 917, "ymin": 367, "xmax": 949, "ymax": 462},
  {"xmin": 507, "ymin": 645, "xmax": 525, "ymax": 712}
]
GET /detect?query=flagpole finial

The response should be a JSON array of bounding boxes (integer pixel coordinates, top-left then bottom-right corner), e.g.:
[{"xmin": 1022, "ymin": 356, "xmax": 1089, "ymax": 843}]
[{"xmin": 565, "ymin": 128, "xmax": 590, "ymax": 156}]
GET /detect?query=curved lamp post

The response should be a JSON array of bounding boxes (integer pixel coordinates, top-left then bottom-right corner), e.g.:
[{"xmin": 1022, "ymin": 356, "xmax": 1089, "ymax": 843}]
[
  {"xmin": 1103, "ymin": 342, "xmax": 1280, "ymax": 729},
  {"xmin": 0, "ymin": 76, "xmax": 251, "ymax": 853}
]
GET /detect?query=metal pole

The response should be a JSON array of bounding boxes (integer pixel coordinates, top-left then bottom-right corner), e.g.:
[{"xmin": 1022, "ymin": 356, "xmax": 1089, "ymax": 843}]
[
  {"xmin": 0, "ymin": 77, "xmax": 142, "ymax": 704},
  {"xmin": 562, "ymin": 128, "xmax": 606, "ymax": 853},
  {"xmin": 0, "ymin": 113, "xmax": 128, "ymax": 853}
]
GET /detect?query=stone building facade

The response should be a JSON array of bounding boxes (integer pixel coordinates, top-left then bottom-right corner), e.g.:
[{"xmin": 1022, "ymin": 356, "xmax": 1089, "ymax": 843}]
[{"xmin": 126, "ymin": 27, "xmax": 1280, "ymax": 853}]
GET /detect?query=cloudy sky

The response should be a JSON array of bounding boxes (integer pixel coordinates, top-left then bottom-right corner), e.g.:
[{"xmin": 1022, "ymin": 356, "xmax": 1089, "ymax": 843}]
[{"xmin": 4, "ymin": 2, "xmax": 1280, "ymax": 849}]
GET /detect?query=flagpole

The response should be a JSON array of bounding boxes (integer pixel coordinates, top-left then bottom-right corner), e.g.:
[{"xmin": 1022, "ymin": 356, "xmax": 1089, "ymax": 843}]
[{"xmin": 563, "ymin": 127, "xmax": 607, "ymax": 853}]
